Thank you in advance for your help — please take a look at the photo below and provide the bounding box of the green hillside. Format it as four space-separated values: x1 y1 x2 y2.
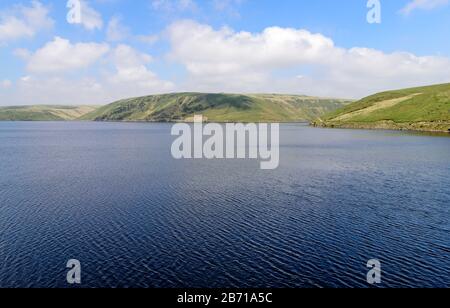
81 93 350 123
0 105 99 121
316 83 450 132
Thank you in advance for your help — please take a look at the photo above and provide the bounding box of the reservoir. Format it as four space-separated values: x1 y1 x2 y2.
0 122 449 288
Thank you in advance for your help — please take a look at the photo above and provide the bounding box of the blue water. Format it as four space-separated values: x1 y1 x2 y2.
0 122 449 288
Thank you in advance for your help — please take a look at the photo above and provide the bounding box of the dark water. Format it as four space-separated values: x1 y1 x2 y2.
0 122 449 288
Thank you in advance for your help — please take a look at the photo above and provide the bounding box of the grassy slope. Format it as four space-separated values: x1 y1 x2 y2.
81 93 350 123
0 105 99 121
317 83 450 132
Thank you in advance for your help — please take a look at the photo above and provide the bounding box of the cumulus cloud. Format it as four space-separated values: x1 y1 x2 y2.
107 44 174 94
0 0 53 43
166 20 450 98
400 0 449 15
10 38 173 105
5 16 450 105
78 0 103 30
23 37 109 73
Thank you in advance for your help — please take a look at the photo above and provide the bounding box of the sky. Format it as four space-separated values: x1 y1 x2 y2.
0 0 450 105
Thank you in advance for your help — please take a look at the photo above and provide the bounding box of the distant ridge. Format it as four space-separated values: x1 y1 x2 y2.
80 93 350 123
315 83 450 133
0 105 98 121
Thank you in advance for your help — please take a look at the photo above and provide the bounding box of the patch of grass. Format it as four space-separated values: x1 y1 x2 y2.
319 83 450 132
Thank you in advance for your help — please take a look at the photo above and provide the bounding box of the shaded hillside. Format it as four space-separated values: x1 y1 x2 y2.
82 93 350 123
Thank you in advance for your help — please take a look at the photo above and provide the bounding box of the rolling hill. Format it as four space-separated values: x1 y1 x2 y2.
315 83 450 132
0 105 99 121
81 93 350 123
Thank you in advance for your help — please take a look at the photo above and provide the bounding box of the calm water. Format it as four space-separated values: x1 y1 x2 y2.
0 122 449 288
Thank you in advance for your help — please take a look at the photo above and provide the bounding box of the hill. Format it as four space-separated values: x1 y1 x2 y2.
81 93 350 123
315 83 450 132
0 105 99 121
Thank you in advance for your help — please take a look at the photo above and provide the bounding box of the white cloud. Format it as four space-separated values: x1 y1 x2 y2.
79 0 103 30
107 44 174 94
106 16 130 42
24 37 109 73
167 20 450 98
8 42 173 105
400 0 449 15
4 16 450 105
0 1 53 43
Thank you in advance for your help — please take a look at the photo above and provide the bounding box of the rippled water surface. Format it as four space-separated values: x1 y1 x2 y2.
0 122 449 288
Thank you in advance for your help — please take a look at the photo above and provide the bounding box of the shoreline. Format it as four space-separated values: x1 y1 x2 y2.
1 119 449 134
313 120 450 134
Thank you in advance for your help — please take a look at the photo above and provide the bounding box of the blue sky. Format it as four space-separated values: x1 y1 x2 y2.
1 0 450 105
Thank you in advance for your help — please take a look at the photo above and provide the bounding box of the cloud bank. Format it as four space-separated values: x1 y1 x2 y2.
166 20 450 98
2 2 450 105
